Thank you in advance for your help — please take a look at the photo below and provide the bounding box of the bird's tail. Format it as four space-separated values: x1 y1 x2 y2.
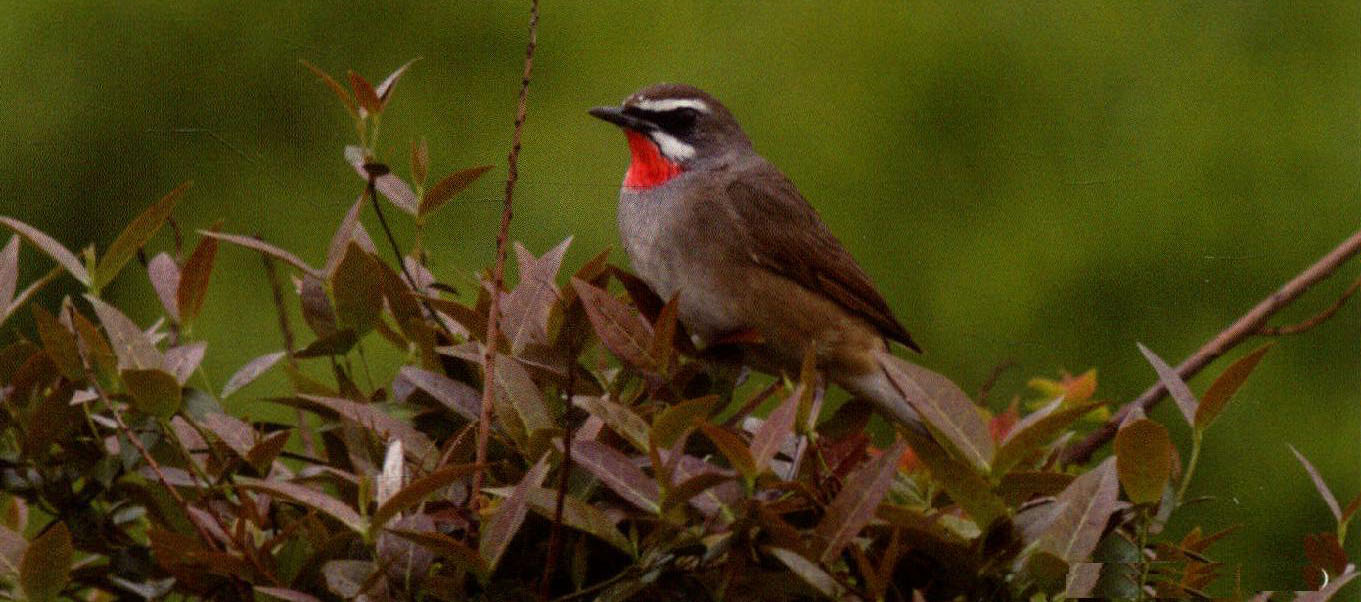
841 350 969 437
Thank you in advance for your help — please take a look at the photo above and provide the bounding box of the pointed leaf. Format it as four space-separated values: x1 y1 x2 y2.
398 366 480 422
647 294 679 370
19 522 72 602
1114 418 1173 504
815 439 905 562
651 395 717 449
331 242 382 335
374 463 480 529
203 231 318 277
85 295 160 369
238 477 366 534
147 252 180 319
0 217 89 286
3 266 61 323
245 429 291 472
994 400 1100 474
767 547 847 599
878 352 993 471
1037 457 1120 563
500 238 570 351
570 278 656 372
1137 343 1198 427
411 138 429 185
199 412 255 457
376 58 417 102
572 439 659 513
419 165 493 217
122 369 182 418
493 354 552 442
347 149 419 214
575 395 649 453
324 197 375 278
278 394 434 459
347 70 382 115
300 60 357 117
1195 343 1271 431
524 487 633 554
221 351 286 398
31 305 82 379
299 274 337 337
751 384 801 474
95 182 189 289
480 456 549 570
162 342 206 385
1290 445 1342 522
698 423 756 481
377 439 404 507
387 528 486 576
0 236 18 308
177 226 219 324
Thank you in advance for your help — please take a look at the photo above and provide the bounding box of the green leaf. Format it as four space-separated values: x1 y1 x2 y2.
480 455 549 571
1290 445 1342 523
95 182 189 290
85 295 160 370
902 428 1008 529
651 395 717 449
1114 418 1173 504
1136 343 1198 427
877 352 993 472
524 487 634 554
19 522 72 602
122 368 183 418
813 439 905 562
993 400 1100 475
698 423 756 481
571 440 660 513
373 463 481 530
237 477 367 535
419 165 493 217
30 305 81 379
331 242 382 335
575 395 650 453
0 217 90 286
1195 343 1271 431
176 224 219 324
1036 457 1120 563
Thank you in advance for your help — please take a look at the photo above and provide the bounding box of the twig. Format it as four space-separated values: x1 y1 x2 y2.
1256 274 1361 336
976 360 1017 406
261 253 317 458
1063 227 1361 465
472 0 539 506
540 342 577 599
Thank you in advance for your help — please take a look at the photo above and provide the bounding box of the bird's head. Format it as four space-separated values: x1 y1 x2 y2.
590 84 751 188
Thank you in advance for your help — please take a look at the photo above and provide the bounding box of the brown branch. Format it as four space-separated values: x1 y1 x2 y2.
472 0 539 506
1256 274 1361 336
1063 227 1361 465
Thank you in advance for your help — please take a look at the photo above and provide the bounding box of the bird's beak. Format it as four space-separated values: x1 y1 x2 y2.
588 106 653 132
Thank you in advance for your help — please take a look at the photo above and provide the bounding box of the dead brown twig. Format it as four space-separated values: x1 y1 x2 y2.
1063 227 1361 465
472 0 539 506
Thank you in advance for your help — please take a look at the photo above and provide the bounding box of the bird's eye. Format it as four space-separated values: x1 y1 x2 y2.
653 107 698 135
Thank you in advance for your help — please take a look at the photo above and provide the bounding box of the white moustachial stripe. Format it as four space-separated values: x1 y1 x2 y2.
632 97 711 114
648 131 696 162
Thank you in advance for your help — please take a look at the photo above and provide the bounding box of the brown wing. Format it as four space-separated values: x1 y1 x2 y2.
724 166 921 352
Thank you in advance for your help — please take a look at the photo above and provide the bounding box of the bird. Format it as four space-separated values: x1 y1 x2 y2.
589 83 923 428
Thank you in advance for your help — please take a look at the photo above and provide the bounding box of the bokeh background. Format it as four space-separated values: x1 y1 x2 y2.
1 2 1357 590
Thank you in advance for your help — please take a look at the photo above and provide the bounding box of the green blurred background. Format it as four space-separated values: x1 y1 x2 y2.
1 1 1357 590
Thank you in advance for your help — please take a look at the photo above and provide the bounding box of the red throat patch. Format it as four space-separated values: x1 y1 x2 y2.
623 131 683 189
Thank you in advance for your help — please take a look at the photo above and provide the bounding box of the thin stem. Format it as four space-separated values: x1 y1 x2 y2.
472 0 539 507
1064 227 1361 465
1175 429 1203 505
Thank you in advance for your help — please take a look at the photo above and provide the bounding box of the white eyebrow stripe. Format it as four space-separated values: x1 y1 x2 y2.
632 98 711 113
648 131 696 161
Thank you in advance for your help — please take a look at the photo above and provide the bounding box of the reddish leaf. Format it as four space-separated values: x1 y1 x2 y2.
238 477 366 534
31 305 81 379
1304 532 1349 579
419 165 493 217
480 456 549 571
245 430 292 472
346 147 419 214
1137 343 1198 427
572 439 659 513
699 423 757 480
492 354 552 445
177 226 219 324
0 235 18 308
387 528 486 576
299 274 337 337
648 294 679 370
651 395 717 449
300 60 357 117
1037 457 1120 563
398 366 480 422
500 238 570 351
0 217 90 286
85 295 160 370
1114 418 1173 504
95 182 189 290
1296 567 1358 602
255 587 322 602
814 439 905 562
994 400 1100 474
524 487 632 553
878 352 993 471
1290 445 1342 523
203 231 318 277
20 522 72 602
347 70 382 115
323 197 374 278
751 383 801 474
767 547 847 599
411 138 429 186
570 278 656 372
373 463 480 529
147 252 181 320
122 368 183 418
575 395 649 453
4 266 62 323
331 242 383 335
162 341 206 385
221 351 286 398
1195 343 1271 431
282 394 435 460
375 58 417 103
